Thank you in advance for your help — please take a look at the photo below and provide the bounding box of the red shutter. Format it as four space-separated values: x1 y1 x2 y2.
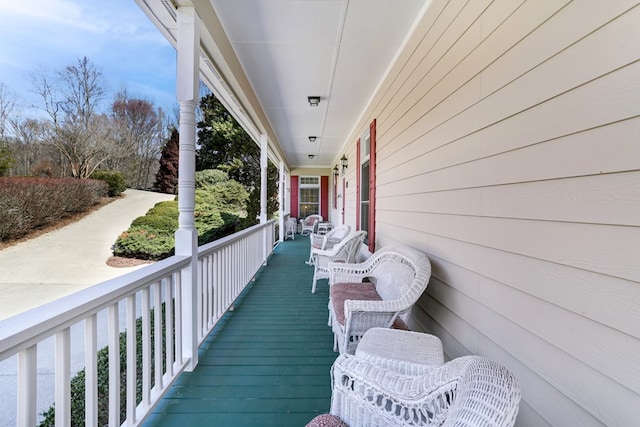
321 175 329 220
291 175 299 218
356 138 361 230
368 119 376 253
341 178 346 224
333 175 337 210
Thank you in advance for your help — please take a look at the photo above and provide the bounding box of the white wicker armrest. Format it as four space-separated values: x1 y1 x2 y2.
328 261 371 284
356 328 444 368
343 297 411 319
356 352 439 376
310 232 326 247
312 246 341 258
331 354 521 427
330 354 458 426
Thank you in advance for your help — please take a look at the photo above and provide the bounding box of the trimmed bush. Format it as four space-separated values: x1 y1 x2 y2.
112 226 175 260
131 214 178 232
147 200 179 218
90 170 127 197
113 170 248 260
0 177 107 242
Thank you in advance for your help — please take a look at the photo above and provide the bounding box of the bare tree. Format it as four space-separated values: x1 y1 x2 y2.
31 57 113 178
0 83 16 175
110 90 167 188
0 82 15 138
8 116 46 176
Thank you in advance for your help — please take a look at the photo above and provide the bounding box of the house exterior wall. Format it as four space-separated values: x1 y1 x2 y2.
339 1 640 425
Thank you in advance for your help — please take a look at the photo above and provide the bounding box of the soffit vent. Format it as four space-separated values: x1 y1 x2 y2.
160 0 177 20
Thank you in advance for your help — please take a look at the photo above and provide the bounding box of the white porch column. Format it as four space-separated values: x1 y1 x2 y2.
278 160 285 242
259 134 268 224
176 6 199 372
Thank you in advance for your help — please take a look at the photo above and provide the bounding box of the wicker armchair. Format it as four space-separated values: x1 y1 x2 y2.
328 245 431 354
285 217 297 240
310 231 367 294
323 353 521 427
306 224 351 265
301 214 323 235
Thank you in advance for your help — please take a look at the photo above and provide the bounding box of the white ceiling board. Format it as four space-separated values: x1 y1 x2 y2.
265 110 324 138
208 0 429 168
212 0 345 43
341 0 427 43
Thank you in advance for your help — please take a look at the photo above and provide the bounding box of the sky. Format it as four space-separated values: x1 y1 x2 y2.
0 0 178 118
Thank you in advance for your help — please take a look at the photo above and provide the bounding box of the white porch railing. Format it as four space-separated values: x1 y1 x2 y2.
0 221 275 427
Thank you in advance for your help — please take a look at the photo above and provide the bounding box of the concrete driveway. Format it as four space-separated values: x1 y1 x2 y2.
0 189 175 320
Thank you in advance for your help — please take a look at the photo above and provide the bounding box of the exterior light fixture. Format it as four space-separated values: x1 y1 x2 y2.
308 96 320 107
308 154 315 159
333 165 339 178
340 154 348 174
308 136 317 142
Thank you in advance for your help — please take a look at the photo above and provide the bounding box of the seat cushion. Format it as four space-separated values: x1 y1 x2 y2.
330 282 408 330
330 283 381 325
305 414 349 427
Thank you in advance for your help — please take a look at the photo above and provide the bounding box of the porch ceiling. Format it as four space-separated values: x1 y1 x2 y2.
135 0 428 168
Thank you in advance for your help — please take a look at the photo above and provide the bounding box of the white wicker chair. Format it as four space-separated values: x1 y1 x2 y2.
301 214 323 235
328 245 431 354
306 224 351 265
327 353 521 427
310 230 367 294
285 217 297 240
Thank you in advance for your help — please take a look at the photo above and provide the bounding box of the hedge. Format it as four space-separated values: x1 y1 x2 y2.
0 177 107 242
90 170 127 197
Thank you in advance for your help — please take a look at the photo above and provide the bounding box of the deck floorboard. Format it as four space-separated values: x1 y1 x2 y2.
143 236 335 427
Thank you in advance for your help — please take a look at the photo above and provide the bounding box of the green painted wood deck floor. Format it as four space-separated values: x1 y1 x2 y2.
143 236 337 427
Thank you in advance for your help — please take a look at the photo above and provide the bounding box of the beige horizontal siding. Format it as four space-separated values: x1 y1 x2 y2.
343 0 640 425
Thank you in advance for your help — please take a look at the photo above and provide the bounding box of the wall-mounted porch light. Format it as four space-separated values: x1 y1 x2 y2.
308 136 317 142
308 154 315 159
333 165 339 178
308 96 320 107
340 154 348 174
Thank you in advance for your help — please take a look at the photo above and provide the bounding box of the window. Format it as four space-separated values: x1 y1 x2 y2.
357 119 376 252
299 176 320 217
360 130 370 243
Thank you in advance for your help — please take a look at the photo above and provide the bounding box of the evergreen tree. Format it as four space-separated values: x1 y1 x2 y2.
155 127 179 194
0 140 13 176
196 93 278 223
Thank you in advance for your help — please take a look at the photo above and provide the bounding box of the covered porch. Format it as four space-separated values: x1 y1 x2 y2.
0 0 638 426
144 237 336 426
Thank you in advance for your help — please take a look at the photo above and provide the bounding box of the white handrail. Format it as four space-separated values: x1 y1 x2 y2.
0 220 275 426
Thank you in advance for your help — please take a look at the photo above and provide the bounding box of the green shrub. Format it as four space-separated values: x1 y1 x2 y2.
199 212 241 244
113 170 249 260
90 170 127 197
112 226 175 260
195 170 248 214
38 306 171 426
147 200 179 218
195 169 229 187
131 214 178 232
